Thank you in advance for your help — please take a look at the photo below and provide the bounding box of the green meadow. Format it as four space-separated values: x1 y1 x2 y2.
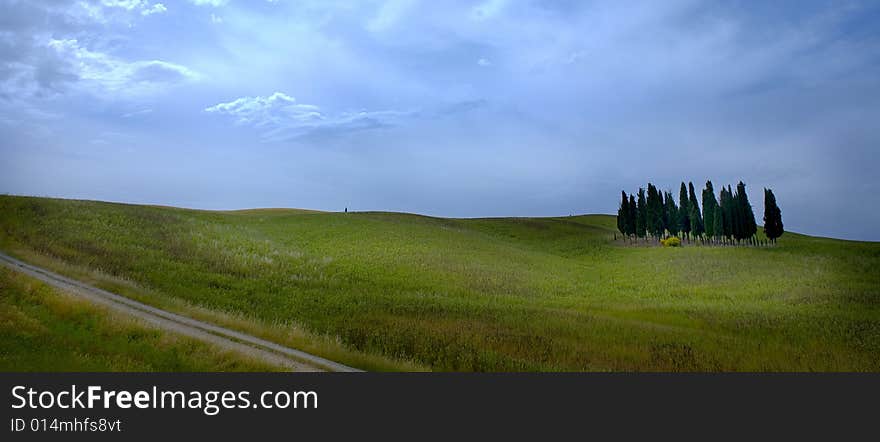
1 195 878 371
0 267 279 371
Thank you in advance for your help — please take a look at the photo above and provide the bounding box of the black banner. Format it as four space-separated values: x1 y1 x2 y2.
2 373 877 440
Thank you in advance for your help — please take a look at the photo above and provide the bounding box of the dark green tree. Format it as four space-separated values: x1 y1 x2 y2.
712 203 723 240
731 184 745 241
736 181 757 240
688 182 704 238
617 191 629 236
636 188 647 238
627 194 637 237
763 188 784 243
702 180 718 238
664 191 679 236
678 182 690 239
689 203 703 238
646 183 664 239
720 186 734 239
645 184 656 237
658 191 666 234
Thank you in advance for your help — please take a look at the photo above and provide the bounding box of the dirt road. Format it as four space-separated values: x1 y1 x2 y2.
0 252 361 372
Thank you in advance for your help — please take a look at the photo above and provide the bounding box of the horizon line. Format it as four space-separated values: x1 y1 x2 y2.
2 192 876 244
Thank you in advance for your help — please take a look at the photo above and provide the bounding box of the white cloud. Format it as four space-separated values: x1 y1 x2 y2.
48 39 199 96
142 3 167 16
122 108 154 118
0 1 181 101
100 0 167 16
211 13 224 24
189 0 229 7
477 58 492 67
64 0 167 24
100 0 145 10
205 92 411 140
206 92 320 125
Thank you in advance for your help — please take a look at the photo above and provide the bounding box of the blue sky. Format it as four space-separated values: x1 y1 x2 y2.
1 0 879 240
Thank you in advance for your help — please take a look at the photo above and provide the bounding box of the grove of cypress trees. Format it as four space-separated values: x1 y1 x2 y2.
679 182 690 239
688 182 704 238
614 180 773 246
702 181 718 238
763 188 784 243
636 188 647 238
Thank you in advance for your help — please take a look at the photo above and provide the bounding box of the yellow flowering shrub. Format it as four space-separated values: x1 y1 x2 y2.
661 236 681 247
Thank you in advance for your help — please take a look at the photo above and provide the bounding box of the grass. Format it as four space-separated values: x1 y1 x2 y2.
1 195 878 371
0 267 281 371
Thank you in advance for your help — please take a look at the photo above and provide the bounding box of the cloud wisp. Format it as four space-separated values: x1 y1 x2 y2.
47 39 199 97
205 92 413 141
0 0 198 100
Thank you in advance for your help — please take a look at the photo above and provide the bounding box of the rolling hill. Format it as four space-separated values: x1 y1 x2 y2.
1 195 878 371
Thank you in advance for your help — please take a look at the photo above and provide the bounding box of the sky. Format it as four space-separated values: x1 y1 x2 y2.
1 0 879 241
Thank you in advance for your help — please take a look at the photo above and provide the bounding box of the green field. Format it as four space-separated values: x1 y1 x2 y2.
1 195 878 371
0 267 279 371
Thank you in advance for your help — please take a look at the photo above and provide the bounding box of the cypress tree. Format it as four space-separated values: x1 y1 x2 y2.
688 182 704 238
646 183 664 239
659 191 666 235
665 191 679 237
678 182 690 239
654 188 664 238
636 188 647 238
702 180 718 238
719 187 726 239
720 186 733 239
690 202 703 239
647 186 654 237
737 181 757 240
627 194 637 237
763 188 784 243
636 187 648 238
731 184 744 241
712 203 723 241
617 191 629 236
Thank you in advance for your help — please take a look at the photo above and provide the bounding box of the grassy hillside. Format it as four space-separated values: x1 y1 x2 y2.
0 267 280 371
1 195 878 371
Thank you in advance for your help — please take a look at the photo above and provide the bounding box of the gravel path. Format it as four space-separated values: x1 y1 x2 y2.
0 252 362 372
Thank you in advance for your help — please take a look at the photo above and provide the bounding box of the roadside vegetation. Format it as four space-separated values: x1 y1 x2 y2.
0 267 281 371
1 195 878 371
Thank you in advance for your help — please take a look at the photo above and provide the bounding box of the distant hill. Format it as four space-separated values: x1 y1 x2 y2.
1 195 878 371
